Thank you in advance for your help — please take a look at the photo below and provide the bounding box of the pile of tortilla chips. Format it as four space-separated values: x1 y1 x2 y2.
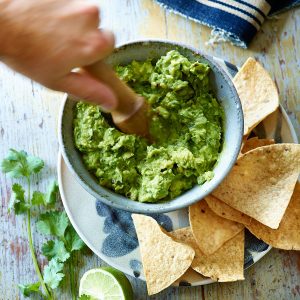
132 58 300 296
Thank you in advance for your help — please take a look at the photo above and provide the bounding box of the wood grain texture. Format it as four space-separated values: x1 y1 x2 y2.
0 0 299 299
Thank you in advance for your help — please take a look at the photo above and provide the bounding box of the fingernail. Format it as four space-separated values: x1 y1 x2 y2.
101 103 114 113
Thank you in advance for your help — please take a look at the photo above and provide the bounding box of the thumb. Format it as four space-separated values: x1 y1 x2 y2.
54 72 118 111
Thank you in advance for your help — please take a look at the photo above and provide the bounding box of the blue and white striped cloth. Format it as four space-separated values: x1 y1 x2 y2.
155 0 300 48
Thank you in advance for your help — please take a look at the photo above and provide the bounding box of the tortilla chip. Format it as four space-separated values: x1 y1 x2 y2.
246 182 300 250
172 268 209 286
132 214 195 295
205 195 252 226
253 109 279 138
171 227 245 282
213 144 300 229
189 200 244 255
241 137 275 154
241 135 249 149
233 57 279 135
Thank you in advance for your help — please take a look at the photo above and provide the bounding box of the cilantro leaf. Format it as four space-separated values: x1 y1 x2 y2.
9 183 30 214
1 149 28 178
31 181 59 207
42 240 70 262
26 154 44 174
65 226 86 252
1 149 44 178
18 282 40 297
78 295 92 300
37 211 69 238
31 191 45 206
43 258 65 289
44 180 59 206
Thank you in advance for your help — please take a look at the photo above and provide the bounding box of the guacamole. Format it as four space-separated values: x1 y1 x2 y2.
74 50 224 203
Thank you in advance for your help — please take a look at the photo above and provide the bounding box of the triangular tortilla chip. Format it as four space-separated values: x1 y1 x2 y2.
213 144 300 229
241 137 275 154
132 214 194 295
246 182 300 250
205 195 252 225
253 109 279 139
189 200 244 255
171 227 245 282
173 268 209 286
233 57 279 135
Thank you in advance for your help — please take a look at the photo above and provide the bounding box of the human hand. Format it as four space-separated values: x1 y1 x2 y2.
0 0 117 111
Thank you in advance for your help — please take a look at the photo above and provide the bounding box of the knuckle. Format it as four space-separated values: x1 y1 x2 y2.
92 37 108 52
83 35 110 57
82 43 99 58
82 5 100 19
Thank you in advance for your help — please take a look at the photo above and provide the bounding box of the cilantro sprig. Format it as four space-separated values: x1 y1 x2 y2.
1 149 86 299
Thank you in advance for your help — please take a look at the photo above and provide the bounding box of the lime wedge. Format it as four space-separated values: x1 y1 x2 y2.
79 267 133 300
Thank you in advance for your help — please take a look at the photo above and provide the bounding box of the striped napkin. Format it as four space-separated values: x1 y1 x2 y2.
155 0 300 48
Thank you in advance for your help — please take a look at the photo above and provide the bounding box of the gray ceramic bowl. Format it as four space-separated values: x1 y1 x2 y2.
58 40 243 213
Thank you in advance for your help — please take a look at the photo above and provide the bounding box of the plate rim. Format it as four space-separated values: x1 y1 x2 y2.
57 50 298 285
57 155 136 279
58 100 298 285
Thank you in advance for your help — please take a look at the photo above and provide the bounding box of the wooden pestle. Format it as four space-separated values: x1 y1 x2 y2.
85 61 151 139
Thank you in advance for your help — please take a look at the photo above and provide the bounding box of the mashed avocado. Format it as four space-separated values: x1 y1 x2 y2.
74 50 224 203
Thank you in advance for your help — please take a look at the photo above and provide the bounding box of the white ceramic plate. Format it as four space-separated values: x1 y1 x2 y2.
57 58 298 286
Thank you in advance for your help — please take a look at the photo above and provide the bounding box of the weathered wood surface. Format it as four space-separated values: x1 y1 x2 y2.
0 1 299 299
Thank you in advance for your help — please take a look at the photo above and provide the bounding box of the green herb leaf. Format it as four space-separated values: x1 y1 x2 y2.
18 282 41 297
43 258 65 289
31 181 59 207
1 149 44 178
42 240 70 262
44 180 59 206
31 191 45 206
65 226 86 252
78 295 92 300
37 211 69 238
9 183 30 214
26 155 44 174
1 149 28 178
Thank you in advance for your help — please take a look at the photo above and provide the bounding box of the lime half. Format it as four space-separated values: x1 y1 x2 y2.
79 267 133 300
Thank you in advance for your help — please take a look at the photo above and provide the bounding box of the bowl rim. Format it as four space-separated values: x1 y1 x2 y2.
58 38 244 213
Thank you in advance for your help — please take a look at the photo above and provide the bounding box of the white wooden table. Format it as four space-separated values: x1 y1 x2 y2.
0 1 299 299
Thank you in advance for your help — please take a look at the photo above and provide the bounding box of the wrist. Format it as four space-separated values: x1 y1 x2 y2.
0 1 16 58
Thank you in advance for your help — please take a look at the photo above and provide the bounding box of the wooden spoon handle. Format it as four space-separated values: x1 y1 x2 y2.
85 61 150 139
85 61 141 123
